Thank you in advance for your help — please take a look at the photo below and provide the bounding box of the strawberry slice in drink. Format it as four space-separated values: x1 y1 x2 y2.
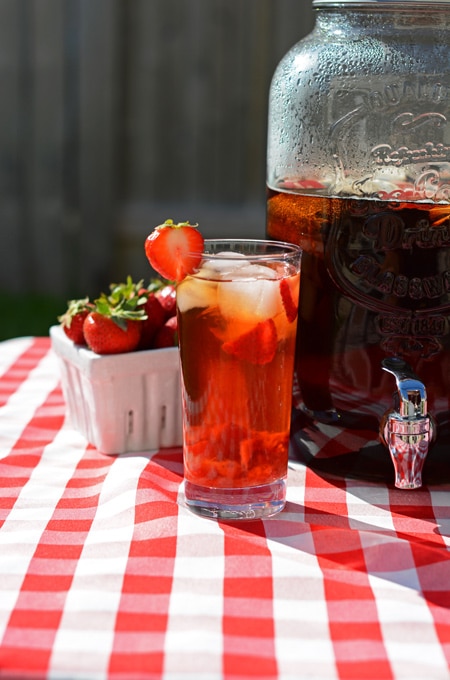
222 318 277 365
280 276 300 323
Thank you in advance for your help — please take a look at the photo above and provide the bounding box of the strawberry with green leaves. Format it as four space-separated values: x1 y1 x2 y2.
145 219 204 282
58 297 94 345
83 279 147 355
83 313 143 354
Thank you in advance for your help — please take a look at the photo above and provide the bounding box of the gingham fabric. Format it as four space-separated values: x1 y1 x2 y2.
0 336 450 680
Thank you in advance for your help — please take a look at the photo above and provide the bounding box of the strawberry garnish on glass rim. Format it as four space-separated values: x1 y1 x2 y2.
144 219 204 283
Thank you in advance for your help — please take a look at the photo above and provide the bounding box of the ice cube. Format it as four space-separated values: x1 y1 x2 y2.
200 252 249 278
228 264 277 280
177 276 218 313
217 268 282 321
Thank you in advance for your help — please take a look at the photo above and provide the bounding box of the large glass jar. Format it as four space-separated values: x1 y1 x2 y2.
267 0 450 483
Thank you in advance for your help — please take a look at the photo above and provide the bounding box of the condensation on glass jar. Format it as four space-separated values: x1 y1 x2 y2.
266 0 450 485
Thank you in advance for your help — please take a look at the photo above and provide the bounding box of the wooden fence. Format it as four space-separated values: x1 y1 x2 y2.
0 0 314 298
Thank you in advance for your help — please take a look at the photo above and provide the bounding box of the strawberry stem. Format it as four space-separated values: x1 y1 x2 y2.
159 219 199 230
93 276 149 326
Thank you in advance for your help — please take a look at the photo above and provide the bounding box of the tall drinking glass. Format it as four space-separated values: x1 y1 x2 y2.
176 239 302 519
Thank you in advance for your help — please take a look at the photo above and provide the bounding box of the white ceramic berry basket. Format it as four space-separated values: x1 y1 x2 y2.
49 325 183 454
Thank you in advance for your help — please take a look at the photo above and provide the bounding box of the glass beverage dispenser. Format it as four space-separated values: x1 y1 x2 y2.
266 0 450 487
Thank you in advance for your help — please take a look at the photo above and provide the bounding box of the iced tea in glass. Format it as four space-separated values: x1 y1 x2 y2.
176 239 301 519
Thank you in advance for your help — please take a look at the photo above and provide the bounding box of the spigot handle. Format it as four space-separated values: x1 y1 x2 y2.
380 357 435 489
381 357 427 418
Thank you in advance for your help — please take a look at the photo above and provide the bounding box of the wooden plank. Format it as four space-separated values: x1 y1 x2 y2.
59 0 82 297
78 0 121 296
122 0 314 207
0 0 25 294
29 0 65 295
269 0 315 66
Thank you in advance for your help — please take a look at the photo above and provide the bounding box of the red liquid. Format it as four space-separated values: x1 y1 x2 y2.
177 268 299 489
267 188 450 423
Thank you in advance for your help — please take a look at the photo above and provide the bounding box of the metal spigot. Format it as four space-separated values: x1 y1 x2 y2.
380 357 435 489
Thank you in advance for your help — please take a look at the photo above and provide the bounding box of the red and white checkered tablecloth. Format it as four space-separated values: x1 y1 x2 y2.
1 336 450 680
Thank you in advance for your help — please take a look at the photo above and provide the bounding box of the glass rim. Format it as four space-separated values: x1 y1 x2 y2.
201 238 302 261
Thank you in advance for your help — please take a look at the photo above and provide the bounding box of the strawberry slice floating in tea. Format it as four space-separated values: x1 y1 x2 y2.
222 318 278 365
280 276 300 323
144 219 204 282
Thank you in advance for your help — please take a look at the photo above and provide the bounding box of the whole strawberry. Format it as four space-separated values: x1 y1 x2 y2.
137 288 166 350
82 279 147 355
58 298 93 345
155 284 177 320
83 312 142 354
153 315 178 349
